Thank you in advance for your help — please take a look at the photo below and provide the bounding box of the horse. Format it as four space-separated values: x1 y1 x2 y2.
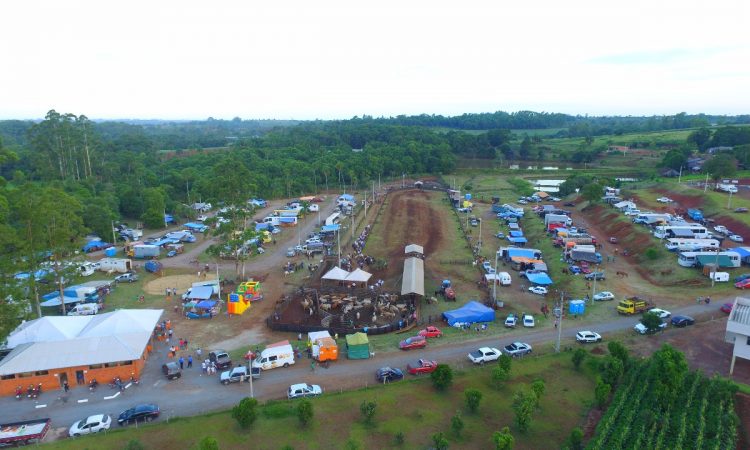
616 271 629 278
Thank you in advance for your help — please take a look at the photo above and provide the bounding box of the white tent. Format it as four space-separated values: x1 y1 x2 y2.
345 268 372 283
321 266 350 281
401 257 425 296
404 244 424 255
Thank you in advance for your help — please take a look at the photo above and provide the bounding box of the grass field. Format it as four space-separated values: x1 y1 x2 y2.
44 352 597 450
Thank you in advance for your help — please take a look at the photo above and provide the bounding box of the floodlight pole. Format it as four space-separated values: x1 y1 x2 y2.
591 265 598 304
478 219 482 252
555 291 564 353
493 249 499 301
728 190 734 209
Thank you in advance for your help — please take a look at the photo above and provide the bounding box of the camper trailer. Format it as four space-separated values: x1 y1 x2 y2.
97 258 133 273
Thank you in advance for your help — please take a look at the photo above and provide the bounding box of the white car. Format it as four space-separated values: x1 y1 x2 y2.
624 209 641 216
550 197 561 202
287 383 322 399
714 225 729 235
576 331 602 343
634 321 667 334
308 204 319 212
504 314 518 328
648 308 671 319
69 414 112 437
593 291 615 302
468 347 501 364
729 234 744 243
528 286 547 296
656 197 672 203
197 215 208 222
522 314 535 328
518 200 528 204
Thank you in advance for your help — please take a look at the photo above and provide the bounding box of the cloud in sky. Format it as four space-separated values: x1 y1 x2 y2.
0 0 748 119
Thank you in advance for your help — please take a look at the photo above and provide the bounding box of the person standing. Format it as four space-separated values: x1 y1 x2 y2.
63 381 69 393
178 356 184 370
187 355 193 368
201 361 207 374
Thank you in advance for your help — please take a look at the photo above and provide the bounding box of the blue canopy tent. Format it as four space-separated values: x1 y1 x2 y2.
507 237 528 246
186 299 218 319
731 247 750 264
185 286 214 300
321 224 340 233
40 296 81 307
195 300 217 309
443 301 495 326
526 272 553 286
509 231 524 237
504 248 538 259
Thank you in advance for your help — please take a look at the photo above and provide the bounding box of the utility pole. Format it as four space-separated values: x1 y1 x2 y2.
111 220 117 245
555 291 564 353
591 265 598 304
677 166 682 184
337 228 341 267
478 218 482 252
728 190 734 209
364 190 367 219
186 181 190 205
712 246 721 287
704 173 709 193
317 209 321 226
492 248 499 302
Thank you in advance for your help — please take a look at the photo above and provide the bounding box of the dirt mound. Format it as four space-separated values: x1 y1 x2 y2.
144 274 204 295
711 216 750 242
653 188 705 209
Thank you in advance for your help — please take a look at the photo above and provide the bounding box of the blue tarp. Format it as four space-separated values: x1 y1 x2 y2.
184 222 208 232
509 231 524 237
526 272 553 286
505 248 537 259
195 300 217 309
14 269 51 281
339 194 355 202
82 240 109 252
255 223 271 231
508 237 528 244
40 296 81 307
443 301 495 326
187 286 214 300
150 238 179 247
733 247 750 262
321 224 340 232
164 214 175 224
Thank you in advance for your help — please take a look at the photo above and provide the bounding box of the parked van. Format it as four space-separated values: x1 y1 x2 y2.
251 343 295 371
67 303 99 316
710 272 730 282
79 263 96 277
498 272 512 286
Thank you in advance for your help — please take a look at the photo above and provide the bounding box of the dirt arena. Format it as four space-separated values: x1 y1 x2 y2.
144 274 207 296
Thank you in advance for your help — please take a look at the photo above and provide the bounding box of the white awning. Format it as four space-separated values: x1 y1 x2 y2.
321 266 350 281
401 257 424 296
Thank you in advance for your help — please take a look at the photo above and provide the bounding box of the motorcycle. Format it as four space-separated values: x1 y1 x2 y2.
129 375 140 386
26 384 34 399
89 379 98 391
15 386 22 400
109 376 124 391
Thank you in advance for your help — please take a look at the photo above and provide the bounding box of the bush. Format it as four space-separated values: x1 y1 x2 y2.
595 379 612 408
572 348 587 370
531 379 546 405
644 247 660 260
123 440 145 450
512 391 536 433
344 439 362 450
451 411 464 437
231 397 258 429
432 432 449 450
431 364 454 391
569 427 584 450
394 431 405 445
297 399 314 427
607 341 629 368
360 400 377 424
493 427 515 450
199 436 219 450
599 356 624 386
464 388 483 413
498 354 512 373
491 365 510 390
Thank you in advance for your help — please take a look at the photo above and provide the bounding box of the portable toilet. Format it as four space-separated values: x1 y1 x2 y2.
465 193 472 200
569 299 586 316
104 247 117 257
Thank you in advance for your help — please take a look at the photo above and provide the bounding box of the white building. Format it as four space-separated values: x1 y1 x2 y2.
725 297 750 374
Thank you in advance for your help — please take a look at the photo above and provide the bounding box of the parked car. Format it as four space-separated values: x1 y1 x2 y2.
69 414 112 437
503 342 532 357
522 314 535 328
518 199 528 205
407 359 438 375
220 366 260 384
399 336 427 350
209 350 232 370
564 202 576 207
584 271 605 281
161 362 182 380
418 326 443 338
286 247 296 257
647 308 671 319
467 347 501 364
729 234 744 243
609 237 618 244
376 367 404 383
624 209 641 216
576 331 602 343
568 265 582 274
495 232 506 239
504 314 518 328
735 274 750 283
593 291 615 301
736 279 750 289
550 197 561 202
735 207 748 213
117 404 160 425
714 225 730 235
197 215 208 222
287 383 322 399
634 320 667 335
721 303 734 314
671 315 695 327
656 197 672 203
528 286 547 296
114 272 138 283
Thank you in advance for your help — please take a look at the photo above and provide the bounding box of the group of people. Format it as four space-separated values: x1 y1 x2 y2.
165 287 180 298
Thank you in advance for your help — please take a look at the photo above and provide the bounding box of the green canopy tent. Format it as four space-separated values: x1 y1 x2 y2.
345 332 370 359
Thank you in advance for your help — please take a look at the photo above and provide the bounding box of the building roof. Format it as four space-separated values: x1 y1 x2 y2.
321 266 350 281
345 268 372 283
401 257 425 296
729 298 750 327
0 309 163 375
404 244 424 255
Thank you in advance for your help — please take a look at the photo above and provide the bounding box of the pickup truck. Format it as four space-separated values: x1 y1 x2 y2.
220 365 261 384
616 297 654 315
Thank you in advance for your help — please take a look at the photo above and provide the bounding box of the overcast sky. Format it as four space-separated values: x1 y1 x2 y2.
1 0 748 120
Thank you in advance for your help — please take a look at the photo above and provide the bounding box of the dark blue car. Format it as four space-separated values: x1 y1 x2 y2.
376 367 403 383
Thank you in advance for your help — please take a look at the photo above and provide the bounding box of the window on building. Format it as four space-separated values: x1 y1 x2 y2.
120 361 133 366
89 364 103 370
34 370 48 376
104 362 116 368
1 374 15 380
746 336 750 346
17 372 34 378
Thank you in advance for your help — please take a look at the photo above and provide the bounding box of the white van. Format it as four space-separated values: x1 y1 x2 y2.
308 204 319 212
79 263 96 277
67 303 99 316
252 343 295 371
498 272 512 286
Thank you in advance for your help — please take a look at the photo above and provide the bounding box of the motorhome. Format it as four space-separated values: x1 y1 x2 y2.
677 251 741 268
665 238 720 252
654 224 710 239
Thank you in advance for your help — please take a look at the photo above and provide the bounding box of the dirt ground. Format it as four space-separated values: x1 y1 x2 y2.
144 274 205 295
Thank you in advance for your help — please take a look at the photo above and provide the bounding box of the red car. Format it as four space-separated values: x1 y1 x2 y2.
407 359 437 375
399 336 427 350
735 279 750 289
721 303 733 314
418 326 443 338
